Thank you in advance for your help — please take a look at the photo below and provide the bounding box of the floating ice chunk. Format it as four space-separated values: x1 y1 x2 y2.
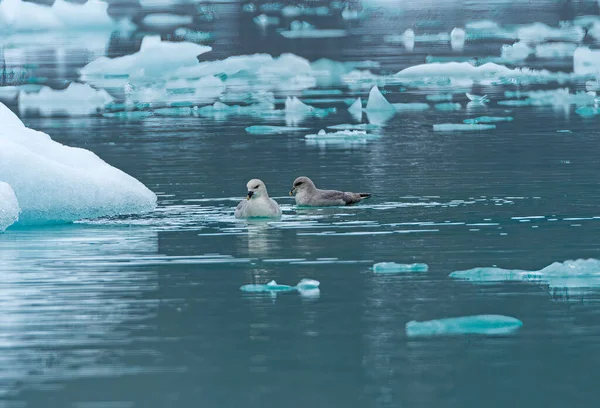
240 279 320 293
153 107 194 116
0 102 156 226
396 62 511 80
450 267 536 282
285 96 313 113
102 111 153 119
391 103 428 112
80 36 212 84
588 22 600 41
575 106 600 117
366 86 395 112
18 83 114 116
463 116 513 124
129 75 224 105
281 28 346 38
433 123 496 131
465 20 516 40
254 14 280 27
434 102 461 111
0 0 61 32
405 315 523 337
0 86 20 101
240 280 295 292
517 22 584 44
348 97 363 121
327 123 381 131
173 28 212 43
535 42 577 59
196 101 279 119
281 5 301 17
0 182 20 232
501 41 532 62
465 93 489 103
341 6 360 20
142 13 194 29
245 125 309 134
284 97 335 120
305 129 379 141
573 47 600 76
341 70 387 90
426 93 453 102
450 27 466 50
499 88 594 107
383 29 415 50
372 262 429 273
51 0 115 30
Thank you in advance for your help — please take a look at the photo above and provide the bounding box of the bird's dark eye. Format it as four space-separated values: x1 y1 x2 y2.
294 182 303 187
254 185 260 189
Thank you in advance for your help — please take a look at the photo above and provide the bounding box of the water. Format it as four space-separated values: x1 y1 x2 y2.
3 0 600 406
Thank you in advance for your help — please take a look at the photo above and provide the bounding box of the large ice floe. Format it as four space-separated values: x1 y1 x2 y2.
18 83 114 116
0 103 156 226
450 259 600 294
406 315 523 337
0 0 130 33
0 182 20 232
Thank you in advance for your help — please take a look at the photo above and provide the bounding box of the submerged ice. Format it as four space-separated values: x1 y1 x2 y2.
240 278 320 293
406 315 523 337
0 182 20 232
0 103 156 226
372 262 429 273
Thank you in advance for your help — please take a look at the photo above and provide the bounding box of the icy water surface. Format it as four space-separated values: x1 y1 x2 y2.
3 0 600 407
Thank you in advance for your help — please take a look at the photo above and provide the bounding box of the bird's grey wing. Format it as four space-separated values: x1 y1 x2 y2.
269 198 282 216
313 189 346 206
341 192 371 205
234 200 247 217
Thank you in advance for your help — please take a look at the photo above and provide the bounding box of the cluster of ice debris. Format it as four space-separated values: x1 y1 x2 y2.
0 102 156 230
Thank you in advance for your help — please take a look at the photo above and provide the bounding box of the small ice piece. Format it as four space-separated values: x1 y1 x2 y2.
450 27 466 50
372 262 429 273
240 280 295 292
365 86 395 112
280 26 346 39
465 20 516 41
18 83 114 116
500 41 532 62
142 13 193 29
0 102 156 226
450 267 537 282
574 47 600 75
51 0 115 30
153 107 193 116
348 97 363 120
405 315 523 337
517 22 584 44
341 6 359 21
173 28 212 43
465 93 489 103
575 106 600 117
434 102 461 111
0 182 20 232
384 28 415 50
253 14 280 27
426 93 453 102
392 103 430 111
463 116 513 124
245 125 309 134
295 278 320 290
585 80 600 92
433 123 496 131
305 129 379 141
535 42 577 59
327 123 381 131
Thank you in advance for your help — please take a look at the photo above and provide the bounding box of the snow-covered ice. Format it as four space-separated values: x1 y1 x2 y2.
0 182 20 232
18 83 114 116
0 102 156 226
406 315 523 337
372 262 429 273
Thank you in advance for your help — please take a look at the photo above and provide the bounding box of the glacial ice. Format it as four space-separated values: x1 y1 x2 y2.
240 279 320 293
285 97 336 120
18 83 114 116
0 102 157 226
142 13 193 29
0 0 121 32
196 101 278 118
463 116 513 124
366 86 395 112
434 102 461 111
573 47 600 76
450 27 466 50
499 88 594 107
130 76 225 105
500 41 532 62
0 182 20 232
245 125 309 134
451 259 600 292
305 129 379 141
535 42 577 59
575 106 600 117
372 262 429 273
405 315 523 337
516 22 584 44
433 123 496 131
80 36 212 85
348 97 363 120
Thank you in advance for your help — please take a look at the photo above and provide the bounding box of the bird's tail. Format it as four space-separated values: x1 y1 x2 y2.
359 193 372 199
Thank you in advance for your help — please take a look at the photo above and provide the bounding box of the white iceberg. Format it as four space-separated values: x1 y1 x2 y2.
500 41 532 62
535 42 577 59
450 27 466 50
80 36 212 86
573 47 600 76
18 83 114 116
516 22 584 44
372 262 429 273
0 182 20 232
129 75 224 105
365 86 395 112
0 103 156 226
406 315 523 337
348 97 363 121
240 279 320 293
305 129 379 141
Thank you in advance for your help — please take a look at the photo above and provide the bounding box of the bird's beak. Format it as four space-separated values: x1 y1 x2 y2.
289 187 295 196
246 191 254 200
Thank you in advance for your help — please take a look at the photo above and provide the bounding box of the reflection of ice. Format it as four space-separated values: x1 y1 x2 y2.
0 227 160 396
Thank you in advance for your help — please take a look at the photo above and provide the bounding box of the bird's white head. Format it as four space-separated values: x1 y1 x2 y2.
290 176 316 196
246 178 268 200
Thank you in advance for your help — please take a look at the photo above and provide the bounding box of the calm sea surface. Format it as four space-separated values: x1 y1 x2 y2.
2 0 600 407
